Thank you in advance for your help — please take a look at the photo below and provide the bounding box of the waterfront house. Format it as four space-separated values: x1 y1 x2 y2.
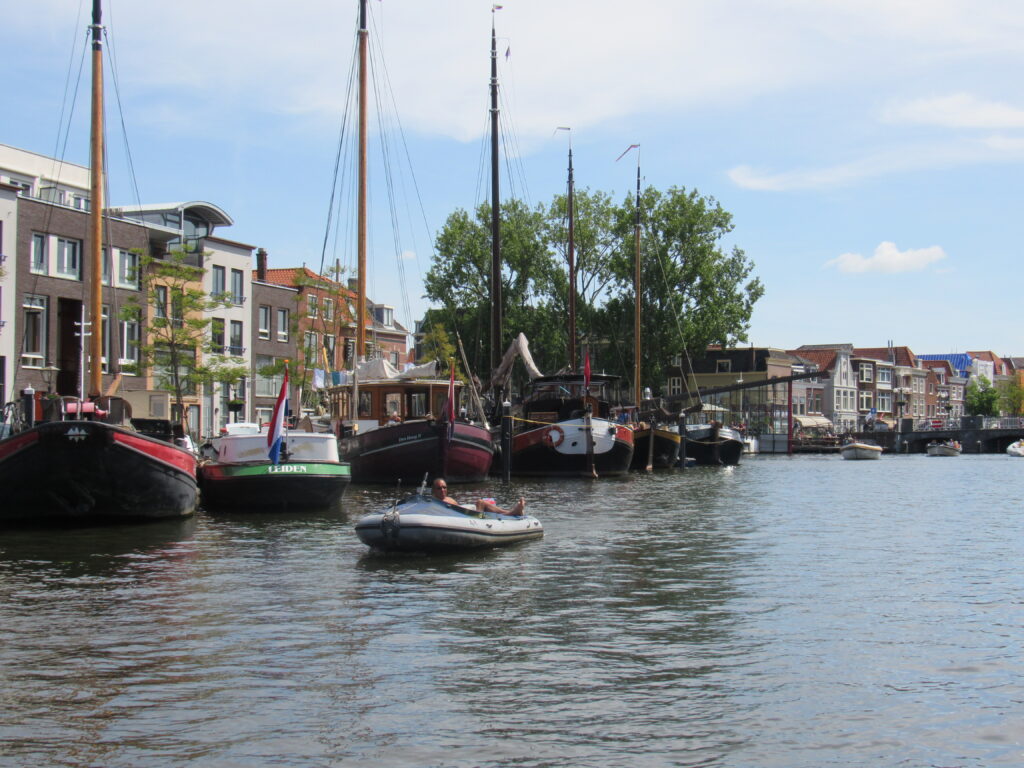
791 344 858 432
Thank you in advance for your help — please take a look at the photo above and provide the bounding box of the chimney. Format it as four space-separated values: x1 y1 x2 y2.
256 248 268 282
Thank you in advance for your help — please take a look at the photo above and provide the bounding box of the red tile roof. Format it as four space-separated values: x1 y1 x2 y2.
788 348 837 372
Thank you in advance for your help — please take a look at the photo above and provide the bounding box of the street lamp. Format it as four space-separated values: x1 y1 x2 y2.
40 365 61 394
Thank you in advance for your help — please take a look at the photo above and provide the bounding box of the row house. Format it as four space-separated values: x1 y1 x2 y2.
1 143 410 439
791 344 858 432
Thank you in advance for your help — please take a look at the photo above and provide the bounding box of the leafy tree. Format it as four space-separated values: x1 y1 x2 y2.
121 250 248 431
998 376 1024 415
425 199 562 376
599 186 763 393
965 375 1000 416
424 186 763 398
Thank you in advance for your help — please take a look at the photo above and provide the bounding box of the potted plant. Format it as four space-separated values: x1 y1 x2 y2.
227 399 245 413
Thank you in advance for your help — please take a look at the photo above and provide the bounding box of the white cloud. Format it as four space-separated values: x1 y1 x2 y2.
882 93 1024 128
824 241 947 274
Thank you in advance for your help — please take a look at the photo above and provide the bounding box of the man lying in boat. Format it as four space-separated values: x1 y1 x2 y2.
431 478 526 516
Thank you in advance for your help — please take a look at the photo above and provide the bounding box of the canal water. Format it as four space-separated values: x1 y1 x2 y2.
1 454 1022 767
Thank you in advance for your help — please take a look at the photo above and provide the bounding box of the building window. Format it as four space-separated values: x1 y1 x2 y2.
324 334 336 364
101 248 111 285
859 390 873 411
212 265 226 299
211 318 225 354
72 193 89 211
121 316 140 367
716 359 731 373
229 320 244 356
276 309 289 342
258 305 271 340
878 368 891 384
667 377 682 395
231 268 244 305
255 354 283 397
859 364 873 383
323 298 334 322
116 249 140 289
155 285 168 319
307 295 319 318
22 295 48 367
877 391 892 413
30 233 48 274
304 331 318 357
255 407 273 425
56 237 82 279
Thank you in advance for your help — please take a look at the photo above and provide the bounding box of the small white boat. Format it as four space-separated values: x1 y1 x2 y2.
355 493 543 553
840 439 883 460
1007 439 1024 458
926 440 961 457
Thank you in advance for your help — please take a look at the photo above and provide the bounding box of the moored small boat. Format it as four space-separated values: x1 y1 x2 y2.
677 422 744 466
926 440 961 457
199 430 350 510
354 493 543 553
630 423 681 470
1007 439 1024 457
840 439 883 460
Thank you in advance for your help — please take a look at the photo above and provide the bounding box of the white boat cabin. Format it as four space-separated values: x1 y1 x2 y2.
216 431 341 464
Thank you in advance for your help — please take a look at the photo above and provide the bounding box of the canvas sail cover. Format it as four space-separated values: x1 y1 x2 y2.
489 333 544 391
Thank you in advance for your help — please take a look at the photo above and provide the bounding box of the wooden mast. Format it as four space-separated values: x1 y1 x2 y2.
566 138 576 371
356 0 368 362
632 158 641 407
87 0 105 398
489 9 502 380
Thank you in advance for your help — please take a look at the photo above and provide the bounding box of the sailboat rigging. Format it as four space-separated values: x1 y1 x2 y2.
328 0 494 484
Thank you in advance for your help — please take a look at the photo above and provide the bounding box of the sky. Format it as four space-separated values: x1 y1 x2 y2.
5 0 1024 358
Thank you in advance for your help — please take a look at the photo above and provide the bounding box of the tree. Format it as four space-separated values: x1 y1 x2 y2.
121 250 248 430
423 186 763 397
965 375 1000 416
599 186 763 392
998 376 1024 415
425 199 562 376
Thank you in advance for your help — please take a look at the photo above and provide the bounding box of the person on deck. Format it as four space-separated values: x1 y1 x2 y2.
431 477 526 516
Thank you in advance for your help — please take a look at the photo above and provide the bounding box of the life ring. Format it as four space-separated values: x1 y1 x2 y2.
544 425 565 448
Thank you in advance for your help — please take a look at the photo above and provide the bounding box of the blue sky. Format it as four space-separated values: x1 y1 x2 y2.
6 0 1023 357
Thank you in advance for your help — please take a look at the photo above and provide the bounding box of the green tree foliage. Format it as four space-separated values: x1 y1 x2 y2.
424 185 763 396
121 250 248 428
425 199 564 376
998 376 1024 415
965 375 1000 416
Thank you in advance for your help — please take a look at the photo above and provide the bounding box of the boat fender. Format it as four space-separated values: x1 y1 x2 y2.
544 425 564 448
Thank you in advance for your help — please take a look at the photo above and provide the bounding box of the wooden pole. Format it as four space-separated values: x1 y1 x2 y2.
87 0 104 398
356 0 368 362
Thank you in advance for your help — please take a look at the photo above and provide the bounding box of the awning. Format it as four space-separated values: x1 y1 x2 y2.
794 415 833 429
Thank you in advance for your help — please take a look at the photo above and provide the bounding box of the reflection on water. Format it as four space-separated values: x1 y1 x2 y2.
2 456 1023 766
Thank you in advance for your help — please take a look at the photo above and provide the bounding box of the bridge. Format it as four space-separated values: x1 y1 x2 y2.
854 416 1024 454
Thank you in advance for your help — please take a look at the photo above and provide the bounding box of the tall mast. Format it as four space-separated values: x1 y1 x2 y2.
567 140 576 371
633 157 641 404
88 0 105 398
356 0 368 362
489 9 502 377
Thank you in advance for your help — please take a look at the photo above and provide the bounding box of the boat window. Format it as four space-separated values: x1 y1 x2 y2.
410 392 427 417
385 393 402 418
358 391 372 418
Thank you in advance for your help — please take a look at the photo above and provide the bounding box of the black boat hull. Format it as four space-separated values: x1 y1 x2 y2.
682 425 744 466
0 420 199 526
631 427 681 470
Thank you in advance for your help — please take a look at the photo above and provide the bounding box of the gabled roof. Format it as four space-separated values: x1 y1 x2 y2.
259 267 354 295
968 351 1008 376
788 348 837 372
920 358 954 376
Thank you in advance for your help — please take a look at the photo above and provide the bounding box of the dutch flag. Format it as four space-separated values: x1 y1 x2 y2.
267 367 289 465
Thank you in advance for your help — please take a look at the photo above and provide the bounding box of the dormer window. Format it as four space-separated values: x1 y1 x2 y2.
716 360 731 373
